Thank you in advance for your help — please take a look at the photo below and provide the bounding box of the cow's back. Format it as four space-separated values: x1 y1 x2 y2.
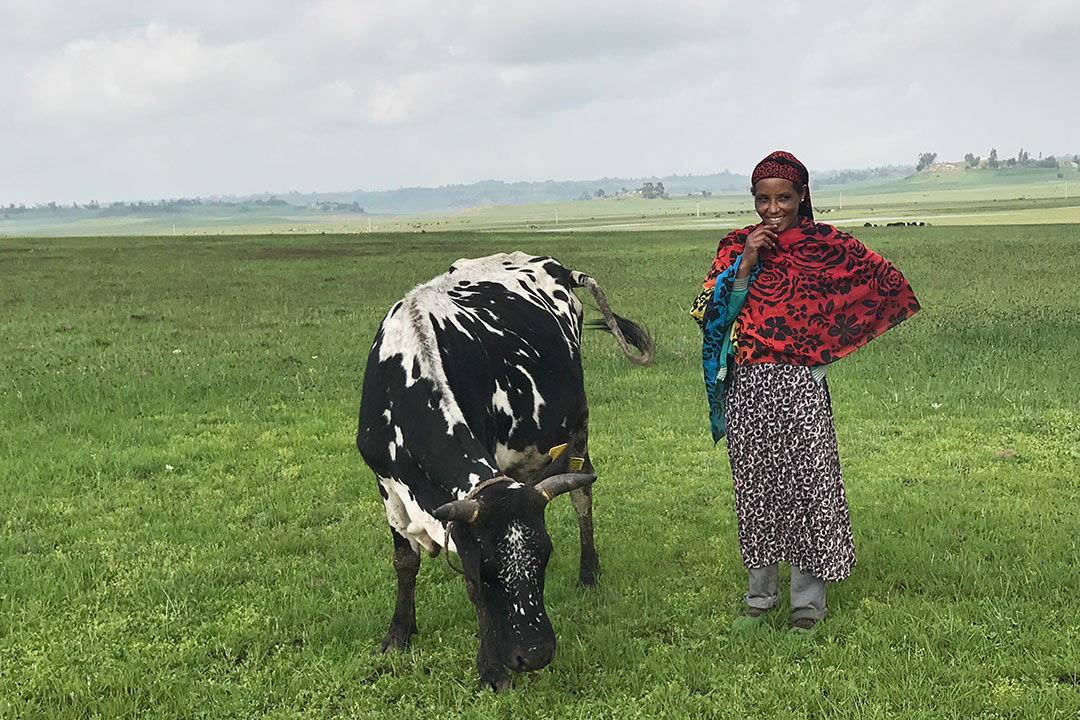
438 253 583 429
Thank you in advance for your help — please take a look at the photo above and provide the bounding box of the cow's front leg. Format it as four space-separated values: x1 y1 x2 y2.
379 528 419 652
464 574 511 693
569 480 600 586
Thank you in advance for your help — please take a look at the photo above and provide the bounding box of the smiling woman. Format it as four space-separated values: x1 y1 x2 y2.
690 150 921 635
752 177 803 232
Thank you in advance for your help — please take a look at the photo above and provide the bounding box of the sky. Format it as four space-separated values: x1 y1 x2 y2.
2 0 1078 206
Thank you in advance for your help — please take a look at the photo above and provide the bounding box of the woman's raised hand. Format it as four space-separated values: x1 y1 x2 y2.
737 224 778 277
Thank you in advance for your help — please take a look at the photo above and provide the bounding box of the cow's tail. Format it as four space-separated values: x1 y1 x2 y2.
570 270 655 367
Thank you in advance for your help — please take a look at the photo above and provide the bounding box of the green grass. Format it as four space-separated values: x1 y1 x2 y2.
1 227 1079 718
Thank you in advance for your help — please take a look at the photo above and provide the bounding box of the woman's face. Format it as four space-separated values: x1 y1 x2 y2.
753 177 805 233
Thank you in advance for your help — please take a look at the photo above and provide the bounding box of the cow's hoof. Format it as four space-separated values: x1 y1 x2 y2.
478 670 512 694
578 568 600 587
378 628 414 653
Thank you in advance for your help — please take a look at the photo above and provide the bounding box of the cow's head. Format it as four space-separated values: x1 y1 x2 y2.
433 473 595 673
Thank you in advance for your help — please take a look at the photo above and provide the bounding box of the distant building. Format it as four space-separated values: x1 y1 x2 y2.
924 162 964 173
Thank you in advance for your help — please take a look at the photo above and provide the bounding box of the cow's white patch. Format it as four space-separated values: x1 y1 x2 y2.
491 381 518 435
387 425 404 462
377 292 471 435
499 519 538 587
514 365 545 427
494 444 548 481
378 475 452 554
462 473 481 497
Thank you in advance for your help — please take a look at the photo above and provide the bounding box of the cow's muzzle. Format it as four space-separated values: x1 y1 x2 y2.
504 638 556 672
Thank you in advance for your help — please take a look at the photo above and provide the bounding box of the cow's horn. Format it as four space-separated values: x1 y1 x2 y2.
534 473 597 502
432 499 483 524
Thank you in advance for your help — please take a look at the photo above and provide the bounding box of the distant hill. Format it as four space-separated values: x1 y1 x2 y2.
234 172 752 215
232 165 915 215
2 165 917 221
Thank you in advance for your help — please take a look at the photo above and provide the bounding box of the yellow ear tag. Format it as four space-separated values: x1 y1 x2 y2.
569 456 585 471
547 443 568 461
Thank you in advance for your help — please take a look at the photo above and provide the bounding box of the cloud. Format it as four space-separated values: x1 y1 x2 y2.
29 23 267 121
2 0 1079 205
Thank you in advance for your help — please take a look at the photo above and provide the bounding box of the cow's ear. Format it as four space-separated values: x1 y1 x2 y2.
534 473 596 503
432 499 483 524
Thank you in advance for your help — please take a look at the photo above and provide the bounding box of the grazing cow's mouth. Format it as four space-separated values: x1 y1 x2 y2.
503 640 556 672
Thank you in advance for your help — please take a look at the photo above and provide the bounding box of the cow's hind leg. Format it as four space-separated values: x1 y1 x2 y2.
380 528 420 652
565 417 600 587
569 464 600 587
465 575 512 693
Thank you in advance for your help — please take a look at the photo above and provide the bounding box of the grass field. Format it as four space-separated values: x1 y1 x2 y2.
2 225 1079 718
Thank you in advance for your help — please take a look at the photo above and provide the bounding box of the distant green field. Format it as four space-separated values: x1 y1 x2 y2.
3 166 1078 236
2 227 1079 718
430 167 1080 232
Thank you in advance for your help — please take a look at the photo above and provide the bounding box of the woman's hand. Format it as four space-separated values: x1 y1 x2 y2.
737 224 778 277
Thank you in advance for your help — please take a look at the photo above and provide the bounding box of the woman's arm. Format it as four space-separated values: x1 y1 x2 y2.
736 225 777 278
726 277 749 325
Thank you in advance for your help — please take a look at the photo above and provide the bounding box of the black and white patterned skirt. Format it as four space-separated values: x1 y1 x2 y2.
725 363 856 582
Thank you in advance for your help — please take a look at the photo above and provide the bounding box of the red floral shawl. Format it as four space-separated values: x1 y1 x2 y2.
704 219 920 365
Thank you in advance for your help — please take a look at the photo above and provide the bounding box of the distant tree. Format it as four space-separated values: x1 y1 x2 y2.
964 152 980 167
595 189 606 198
637 181 669 199
640 182 657 199
1006 157 1017 167
1017 148 1029 166
987 148 999 169
579 191 592 201
916 152 937 172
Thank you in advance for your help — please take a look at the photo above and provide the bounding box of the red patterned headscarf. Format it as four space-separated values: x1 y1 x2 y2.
752 150 814 222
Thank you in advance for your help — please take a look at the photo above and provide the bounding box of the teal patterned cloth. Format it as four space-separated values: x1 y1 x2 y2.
701 255 758 442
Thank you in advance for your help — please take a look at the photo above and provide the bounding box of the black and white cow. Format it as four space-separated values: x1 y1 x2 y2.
356 252 653 692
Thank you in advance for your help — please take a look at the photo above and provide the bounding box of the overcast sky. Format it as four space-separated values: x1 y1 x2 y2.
2 0 1077 205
